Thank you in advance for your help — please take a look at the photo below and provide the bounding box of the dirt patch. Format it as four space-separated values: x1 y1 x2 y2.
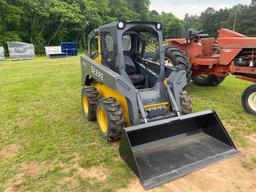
110 142 119 148
4 162 41 192
67 152 108 182
77 165 108 182
117 179 145 192
69 153 82 163
247 134 256 144
20 162 41 177
240 135 256 172
162 157 256 192
60 163 71 174
62 176 76 183
0 144 23 159
4 160 58 192
56 176 80 191
4 176 23 192
17 119 31 128
223 123 236 132
118 140 256 192
113 154 122 162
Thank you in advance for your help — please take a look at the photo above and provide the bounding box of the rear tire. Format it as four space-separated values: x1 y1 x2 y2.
96 98 125 141
192 74 226 86
164 45 192 82
242 84 256 115
180 90 192 114
81 87 99 121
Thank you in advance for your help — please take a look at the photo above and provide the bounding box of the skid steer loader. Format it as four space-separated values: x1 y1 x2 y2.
80 21 238 189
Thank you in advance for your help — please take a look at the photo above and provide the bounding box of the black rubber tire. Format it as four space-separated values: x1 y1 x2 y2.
192 74 226 86
164 45 192 82
180 90 192 114
81 87 99 121
241 84 256 115
96 97 125 142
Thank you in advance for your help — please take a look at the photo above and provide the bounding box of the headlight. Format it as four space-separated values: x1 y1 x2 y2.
156 23 162 30
117 21 125 29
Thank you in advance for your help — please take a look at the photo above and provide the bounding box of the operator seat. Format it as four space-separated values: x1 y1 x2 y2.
124 55 145 86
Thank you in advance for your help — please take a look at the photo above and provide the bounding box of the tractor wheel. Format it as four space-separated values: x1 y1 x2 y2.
180 90 192 114
81 87 99 121
192 74 226 86
164 45 192 82
242 84 256 115
96 97 125 141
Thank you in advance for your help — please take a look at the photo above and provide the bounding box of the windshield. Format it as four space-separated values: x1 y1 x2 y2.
138 31 160 61
121 26 162 89
122 26 161 62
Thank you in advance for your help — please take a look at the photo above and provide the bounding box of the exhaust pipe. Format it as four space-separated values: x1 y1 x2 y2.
119 110 239 189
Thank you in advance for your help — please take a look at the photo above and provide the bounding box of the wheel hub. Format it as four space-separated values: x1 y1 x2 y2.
82 96 89 113
97 106 108 134
248 92 256 112
165 57 173 66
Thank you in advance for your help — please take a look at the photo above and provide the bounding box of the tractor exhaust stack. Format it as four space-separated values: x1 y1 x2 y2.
119 110 238 189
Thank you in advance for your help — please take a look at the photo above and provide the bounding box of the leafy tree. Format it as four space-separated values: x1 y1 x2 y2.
184 14 200 31
0 0 22 46
236 5 256 36
109 0 139 20
149 11 185 38
198 7 219 36
158 12 185 38
0 0 185 53
130 0 150 20
148 10 159 21
183 4 256 37
2 0 256 55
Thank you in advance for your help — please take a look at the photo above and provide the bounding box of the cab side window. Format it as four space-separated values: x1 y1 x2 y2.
100 32 117 71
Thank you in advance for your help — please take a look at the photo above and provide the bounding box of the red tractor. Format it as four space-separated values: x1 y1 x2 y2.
166 28 256 115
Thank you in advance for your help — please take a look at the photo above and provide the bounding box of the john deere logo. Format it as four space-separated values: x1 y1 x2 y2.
91 66 104 81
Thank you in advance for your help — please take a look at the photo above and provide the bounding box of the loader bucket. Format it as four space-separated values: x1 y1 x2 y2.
119 110 238 189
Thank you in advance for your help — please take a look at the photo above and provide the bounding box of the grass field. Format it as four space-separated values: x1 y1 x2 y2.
0 56 256 192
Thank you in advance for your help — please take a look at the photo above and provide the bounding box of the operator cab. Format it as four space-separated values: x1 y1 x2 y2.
122 25 162 88
88 21 165 89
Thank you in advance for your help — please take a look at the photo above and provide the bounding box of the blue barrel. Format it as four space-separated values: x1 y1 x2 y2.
61 42 78 56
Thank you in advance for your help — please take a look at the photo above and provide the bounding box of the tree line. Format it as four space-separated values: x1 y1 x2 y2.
184 1 256 37
0 0 143 53
0 0 255 54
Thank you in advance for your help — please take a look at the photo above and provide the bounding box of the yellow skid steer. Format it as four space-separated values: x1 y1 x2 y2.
80 21 238 189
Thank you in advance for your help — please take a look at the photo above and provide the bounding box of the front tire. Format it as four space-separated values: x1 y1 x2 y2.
81 87 99 121
96 98 125 141
192 74 226 86
242 84 256 115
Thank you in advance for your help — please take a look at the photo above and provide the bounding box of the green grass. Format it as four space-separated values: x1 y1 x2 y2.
0 56 255 191
187 76 256 144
